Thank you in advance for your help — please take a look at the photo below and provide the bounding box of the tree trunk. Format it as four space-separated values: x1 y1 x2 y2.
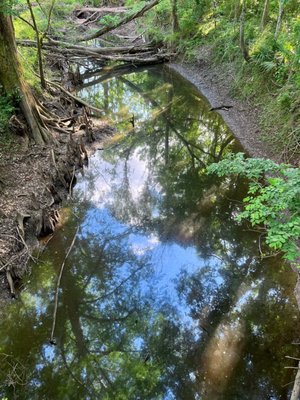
239 0 250 62
260 0 270 31
234 0 241 22
0 14 50 144
275 0 284 39
171 0 179 33
26 0 46 89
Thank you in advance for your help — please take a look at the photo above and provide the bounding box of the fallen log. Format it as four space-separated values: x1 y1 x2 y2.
75 6 128 18
18 38 156 55
209 105 233 111
17 39 172 65
79 0 160 42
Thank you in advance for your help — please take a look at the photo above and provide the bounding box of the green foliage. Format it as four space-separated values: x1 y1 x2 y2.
207 153 300 265
98 14 120 27
0 89 15 135
0 0 20 15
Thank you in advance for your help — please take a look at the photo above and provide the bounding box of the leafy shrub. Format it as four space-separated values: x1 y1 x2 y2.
207 153 300 266
0 90 15 135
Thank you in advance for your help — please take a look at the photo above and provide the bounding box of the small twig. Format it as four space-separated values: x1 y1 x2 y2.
0 233 23 245
16 227 36 263
282 379 296 388
0 254 20 272
286 356 300 361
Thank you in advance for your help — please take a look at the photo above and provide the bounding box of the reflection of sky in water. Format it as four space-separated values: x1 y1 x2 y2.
75 150 224 326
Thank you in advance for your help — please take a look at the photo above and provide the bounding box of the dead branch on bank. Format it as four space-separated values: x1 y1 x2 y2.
79 0 160 42
45 78 103 115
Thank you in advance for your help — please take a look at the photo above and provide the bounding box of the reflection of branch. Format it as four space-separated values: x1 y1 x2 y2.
216 134 234 161
50 227 79 344
80 64 148 89
84 264 145 304
119 77 215 167
82 309 135 324
60 347 88 391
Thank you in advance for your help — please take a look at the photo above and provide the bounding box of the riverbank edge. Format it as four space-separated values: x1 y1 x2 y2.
169 59 300 310
169 60 279 162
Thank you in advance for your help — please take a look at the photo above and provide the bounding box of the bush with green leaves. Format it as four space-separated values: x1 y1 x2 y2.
207 153 300 266
0 90 15 135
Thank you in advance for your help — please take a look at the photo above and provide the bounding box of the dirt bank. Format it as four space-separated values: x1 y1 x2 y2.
0 115 114 306
170 50 280 162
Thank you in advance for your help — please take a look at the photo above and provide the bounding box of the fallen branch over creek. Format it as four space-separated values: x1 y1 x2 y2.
17 39 172 65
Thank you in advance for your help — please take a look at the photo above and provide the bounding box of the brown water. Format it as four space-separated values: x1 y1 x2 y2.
0 65 299 400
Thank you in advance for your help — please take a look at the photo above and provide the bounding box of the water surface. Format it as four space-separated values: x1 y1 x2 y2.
0 66 299 400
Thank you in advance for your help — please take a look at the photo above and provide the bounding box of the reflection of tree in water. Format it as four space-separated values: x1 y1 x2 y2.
0 67 299 399
0 206 183 399
87 68 300 398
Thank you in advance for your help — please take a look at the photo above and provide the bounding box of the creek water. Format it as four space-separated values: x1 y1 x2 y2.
0 65 299 399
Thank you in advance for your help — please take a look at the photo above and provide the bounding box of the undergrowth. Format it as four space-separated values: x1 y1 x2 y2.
0 89 17 150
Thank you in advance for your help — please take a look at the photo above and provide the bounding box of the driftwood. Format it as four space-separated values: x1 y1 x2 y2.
6 267 16 298
79 0 160 42
290 362 300 400
17 39 171 65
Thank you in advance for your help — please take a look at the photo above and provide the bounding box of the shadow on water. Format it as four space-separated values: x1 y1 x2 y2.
0 66 299 399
